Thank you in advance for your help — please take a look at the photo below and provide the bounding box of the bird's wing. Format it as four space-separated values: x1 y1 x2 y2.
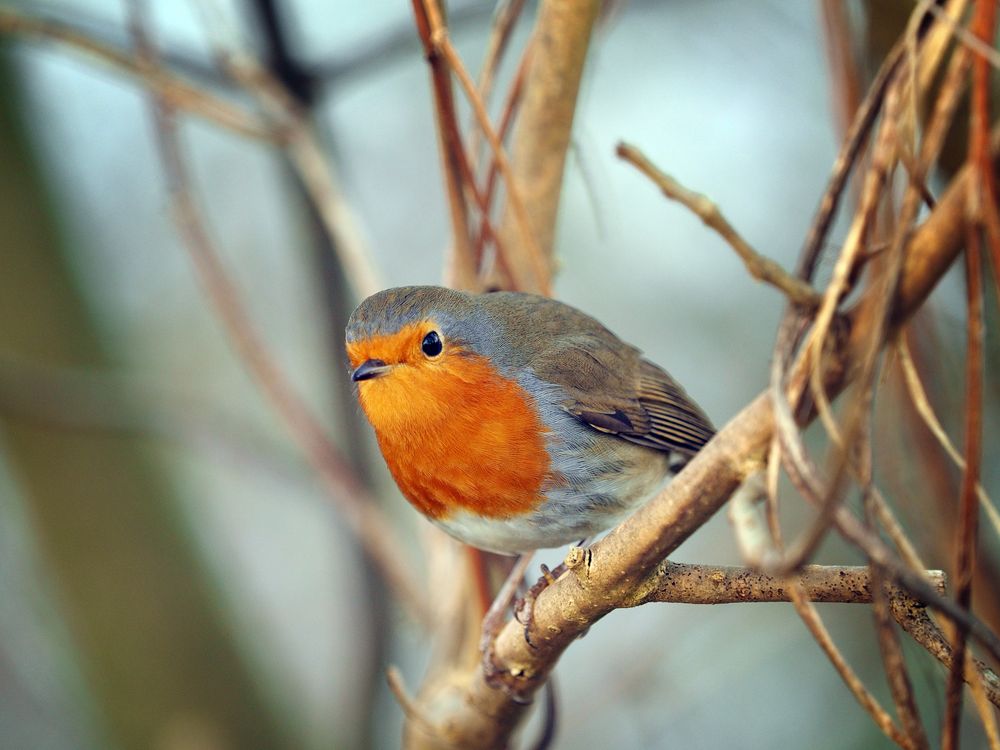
530 333 715 457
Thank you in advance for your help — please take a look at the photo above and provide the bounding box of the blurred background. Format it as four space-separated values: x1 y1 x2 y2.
1 1 996 748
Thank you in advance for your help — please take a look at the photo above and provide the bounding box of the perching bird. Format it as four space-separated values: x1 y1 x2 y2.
345 286 714 555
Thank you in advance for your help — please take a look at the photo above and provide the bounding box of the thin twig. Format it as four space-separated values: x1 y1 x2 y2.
771 363 1000 667
800 40 904 284
761 37 905 587
157 122 425 622
2 3 384 299
771 438 998 697
789 583 910 748
967 640 1000 750
470 0 529 170
424 2 551 294
805 0 972 456
0 7 275 139
897 341 1000 536
925 0 1000 71
491 0 600 289
770 384 869 577
889 593 1000 708
616 143 822 309
829 490 1000 663
802 79 902 451
943 128 986 750
411 0 480 290
794 26 972 581
942 2 992 742
863 488 929 750
387 667 453 743
897 330 1000 748
737 418 922 748
474 38 533 281
476 0 528 104
915 1 974 94
767 167 1000 681
311 0 494 85
192 0 382 299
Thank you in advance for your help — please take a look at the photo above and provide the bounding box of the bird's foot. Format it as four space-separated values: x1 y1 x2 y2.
480 553 533 689
514 562 567 650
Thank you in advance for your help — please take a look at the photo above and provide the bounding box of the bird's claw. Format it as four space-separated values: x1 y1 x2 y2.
514 562 567 649
480 560 568 697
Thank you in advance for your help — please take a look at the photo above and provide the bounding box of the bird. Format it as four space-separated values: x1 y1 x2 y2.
345 286 714 555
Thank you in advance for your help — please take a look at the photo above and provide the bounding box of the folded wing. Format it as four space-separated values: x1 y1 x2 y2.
531 332 715 457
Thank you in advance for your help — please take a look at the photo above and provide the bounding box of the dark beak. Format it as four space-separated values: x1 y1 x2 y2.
351 358 391 382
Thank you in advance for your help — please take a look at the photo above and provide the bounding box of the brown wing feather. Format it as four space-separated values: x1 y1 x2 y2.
529 333 714 457
632 359 714 454
479 292 714 457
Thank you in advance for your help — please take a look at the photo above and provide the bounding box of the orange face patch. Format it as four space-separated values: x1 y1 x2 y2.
347 325 550 520
346 322 429 370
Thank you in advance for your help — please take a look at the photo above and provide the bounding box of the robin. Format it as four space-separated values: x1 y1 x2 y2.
345 286 714 555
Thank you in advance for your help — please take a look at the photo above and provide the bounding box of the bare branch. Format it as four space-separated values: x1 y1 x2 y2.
471 0 528 165
789 584 909 748
890 593 1000 708
474 39 532 284
424 4 551 294
0 7 274 140
800 40 903 282
1 3 384 300
493 0 601 290
630 562 944 606
411 0 479 290
897 341 1000 535
864 494 929 750
192 0 383 299
926 0 1000 71
942 0 992 736
616 142 823 309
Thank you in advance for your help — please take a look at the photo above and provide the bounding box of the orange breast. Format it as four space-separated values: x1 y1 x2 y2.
353 350 551 520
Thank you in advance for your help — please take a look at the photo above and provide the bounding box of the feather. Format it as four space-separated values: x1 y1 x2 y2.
477 292 715 457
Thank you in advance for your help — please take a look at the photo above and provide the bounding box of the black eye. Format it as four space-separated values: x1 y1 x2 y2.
421 331 442 357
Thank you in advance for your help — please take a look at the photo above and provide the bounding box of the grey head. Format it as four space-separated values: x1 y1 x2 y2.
345 286 515 377
346 286 476 342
